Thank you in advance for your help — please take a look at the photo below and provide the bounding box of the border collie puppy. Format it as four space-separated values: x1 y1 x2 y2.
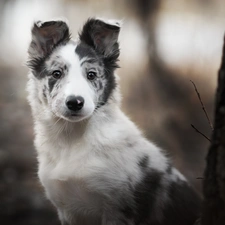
27 18 201 225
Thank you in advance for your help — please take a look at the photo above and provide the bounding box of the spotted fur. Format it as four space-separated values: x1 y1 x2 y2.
27 18 201 225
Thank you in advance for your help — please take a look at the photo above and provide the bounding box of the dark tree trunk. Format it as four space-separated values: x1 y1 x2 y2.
202 36 225 225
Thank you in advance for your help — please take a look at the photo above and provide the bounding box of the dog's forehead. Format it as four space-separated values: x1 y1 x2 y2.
48 41 99 67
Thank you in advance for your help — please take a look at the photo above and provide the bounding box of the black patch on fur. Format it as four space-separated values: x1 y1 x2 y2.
158 180 201 225
120 170 163 224
133 170 163 224
48 77 57 93
98 66 116 108
27 57 46 78
63 64 68 73
43 85 47 98
166 163 172 174
120 205 134 220
27 21 71 79
138 155 149 171
97 80 103 91
75 42 98 60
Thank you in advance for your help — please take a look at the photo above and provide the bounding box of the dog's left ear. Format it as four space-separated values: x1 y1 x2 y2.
28 21 70 59
79 18 120 60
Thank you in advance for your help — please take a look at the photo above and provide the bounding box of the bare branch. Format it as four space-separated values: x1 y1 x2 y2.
191 124 211 142
190 80 214 131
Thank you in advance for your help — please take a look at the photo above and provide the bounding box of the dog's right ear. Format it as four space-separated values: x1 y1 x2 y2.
79 18 120 61
28 21 70 59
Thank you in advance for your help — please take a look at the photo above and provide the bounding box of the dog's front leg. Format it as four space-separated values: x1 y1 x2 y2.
57 210 71 225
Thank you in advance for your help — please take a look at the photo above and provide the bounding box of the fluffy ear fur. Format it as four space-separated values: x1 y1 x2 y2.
27 21 70 72
79 18 120 62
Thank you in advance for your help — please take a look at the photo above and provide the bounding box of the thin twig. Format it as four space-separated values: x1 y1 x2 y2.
191 124 211 142
190 80 214 131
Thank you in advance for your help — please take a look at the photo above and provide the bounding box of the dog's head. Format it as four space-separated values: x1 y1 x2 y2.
27 18 120 122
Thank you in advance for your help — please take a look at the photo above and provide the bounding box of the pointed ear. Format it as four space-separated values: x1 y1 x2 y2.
28 20 70 59
79 18 120 59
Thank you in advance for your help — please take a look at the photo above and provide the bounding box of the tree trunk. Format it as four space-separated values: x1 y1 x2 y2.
202 36 225 225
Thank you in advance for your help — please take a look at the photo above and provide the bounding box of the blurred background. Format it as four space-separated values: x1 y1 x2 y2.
0 0 224 224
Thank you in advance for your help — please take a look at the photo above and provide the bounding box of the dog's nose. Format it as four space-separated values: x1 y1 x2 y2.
66 96 84 111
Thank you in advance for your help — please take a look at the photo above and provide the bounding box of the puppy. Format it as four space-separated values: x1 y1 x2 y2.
27 18 201 225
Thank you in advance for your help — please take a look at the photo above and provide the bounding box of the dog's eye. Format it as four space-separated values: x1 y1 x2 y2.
52 70 62 79
87 71 97 80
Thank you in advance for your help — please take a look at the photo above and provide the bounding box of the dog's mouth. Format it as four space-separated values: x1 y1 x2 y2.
52 105 95 123
63 113 85 122
60 110 91 122
70 112 82 117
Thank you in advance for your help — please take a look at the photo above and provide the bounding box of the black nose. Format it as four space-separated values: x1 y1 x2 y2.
66 96 84 111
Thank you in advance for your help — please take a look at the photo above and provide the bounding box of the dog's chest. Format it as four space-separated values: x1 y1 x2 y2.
43 176 103 217
37 141 114 217
36 133 140 219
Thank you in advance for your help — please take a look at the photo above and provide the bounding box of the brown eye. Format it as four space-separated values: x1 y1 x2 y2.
52 70 62 79
87 71 97 80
